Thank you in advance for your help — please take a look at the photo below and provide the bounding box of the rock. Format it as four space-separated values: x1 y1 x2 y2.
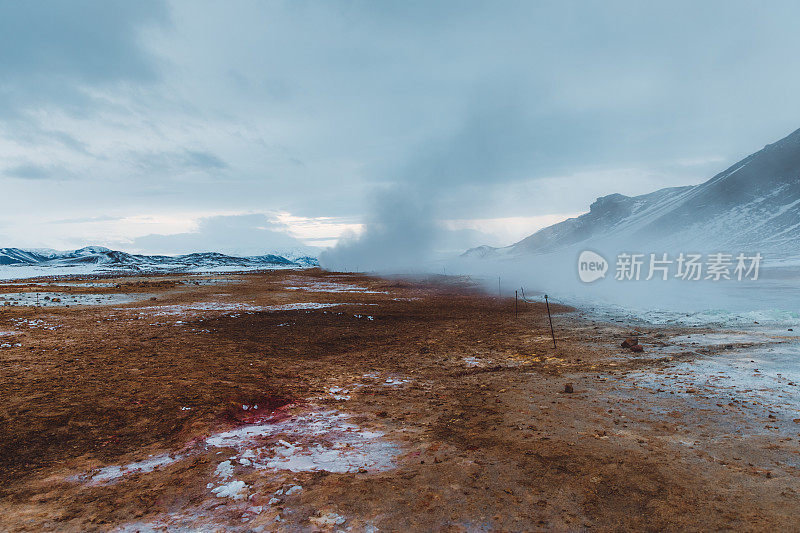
563 383 574 393
621 337 638 349
630 344 644 353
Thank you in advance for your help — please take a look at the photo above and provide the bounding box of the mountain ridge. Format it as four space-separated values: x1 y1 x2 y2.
0 247 319 270
465 127 800 259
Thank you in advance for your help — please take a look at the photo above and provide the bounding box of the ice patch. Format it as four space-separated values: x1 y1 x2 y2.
264 302 359 311
0 292 150 307
284 281 387 294
137 301 352 316
211 480 248 500
310 512 346 527
214 460 234 479
205 410 398 474
88 453 182 484
667 332 777 347
285 484 302 495
12 318 61 330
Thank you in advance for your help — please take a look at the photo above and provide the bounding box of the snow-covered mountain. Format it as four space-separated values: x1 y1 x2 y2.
0 248 50 265
465 127 800 259
0 246 318 273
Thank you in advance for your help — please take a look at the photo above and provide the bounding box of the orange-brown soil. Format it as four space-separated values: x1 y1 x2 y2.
0 269 798 531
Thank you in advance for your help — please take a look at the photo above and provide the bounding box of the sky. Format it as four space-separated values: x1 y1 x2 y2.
3 0 800 256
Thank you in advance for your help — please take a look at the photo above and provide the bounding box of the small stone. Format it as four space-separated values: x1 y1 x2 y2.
621 338 638 349
563 383 574 394
630 345 644 353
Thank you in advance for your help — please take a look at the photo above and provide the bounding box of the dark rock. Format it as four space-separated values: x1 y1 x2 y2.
563 383 574 393
621 337 638 349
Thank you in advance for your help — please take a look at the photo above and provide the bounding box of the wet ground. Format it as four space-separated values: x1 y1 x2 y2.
0 269 798 531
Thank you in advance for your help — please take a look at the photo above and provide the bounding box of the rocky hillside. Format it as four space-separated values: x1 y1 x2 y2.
465 127 800 258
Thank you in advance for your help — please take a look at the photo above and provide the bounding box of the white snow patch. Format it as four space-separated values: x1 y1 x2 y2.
310 512 346 527
205 409 398 474
263 302 345 311
214 460 234 479
0 292 150 307
136 301 354 316
284 281 387 294
88 453 182 484
211 480 248 500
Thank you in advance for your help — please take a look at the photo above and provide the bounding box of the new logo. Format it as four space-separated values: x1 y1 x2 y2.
578 250 608 283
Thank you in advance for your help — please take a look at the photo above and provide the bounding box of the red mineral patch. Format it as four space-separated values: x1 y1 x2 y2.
221 395 295 426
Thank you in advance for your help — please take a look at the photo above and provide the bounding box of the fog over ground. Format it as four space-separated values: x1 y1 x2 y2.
3 1 800 268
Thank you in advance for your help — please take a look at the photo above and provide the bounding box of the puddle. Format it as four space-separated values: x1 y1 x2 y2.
0 292 152 307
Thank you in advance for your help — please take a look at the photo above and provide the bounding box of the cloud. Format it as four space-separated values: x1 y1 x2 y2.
4 1 800 253
132 149 228 174
0 0 168 117
131 214 311 256
49 215 121 224
4 164 67 180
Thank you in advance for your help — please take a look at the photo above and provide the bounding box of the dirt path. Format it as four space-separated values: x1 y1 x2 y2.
0 269 797 531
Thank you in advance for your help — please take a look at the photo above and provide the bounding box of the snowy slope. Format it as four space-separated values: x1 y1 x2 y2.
465 127 800 259
0 247 319 279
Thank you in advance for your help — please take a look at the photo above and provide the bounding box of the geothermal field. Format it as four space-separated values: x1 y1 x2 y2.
0 268 798 531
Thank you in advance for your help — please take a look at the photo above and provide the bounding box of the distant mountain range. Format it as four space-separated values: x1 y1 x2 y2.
0 246 318 270
465 127 800 260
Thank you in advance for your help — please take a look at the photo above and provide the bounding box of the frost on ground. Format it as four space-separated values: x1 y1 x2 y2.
135 302 353 317
284 280 387 294
309 511 346 527
75 404 398 530
12 318 61 330
76 453 185 485
210 479 248 500
0 292 151 307
205 409 398 474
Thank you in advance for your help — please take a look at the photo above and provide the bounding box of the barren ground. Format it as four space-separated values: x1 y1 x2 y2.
0 269 798 532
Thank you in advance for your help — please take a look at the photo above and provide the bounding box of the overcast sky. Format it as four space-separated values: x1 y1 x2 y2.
3 0 800 255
